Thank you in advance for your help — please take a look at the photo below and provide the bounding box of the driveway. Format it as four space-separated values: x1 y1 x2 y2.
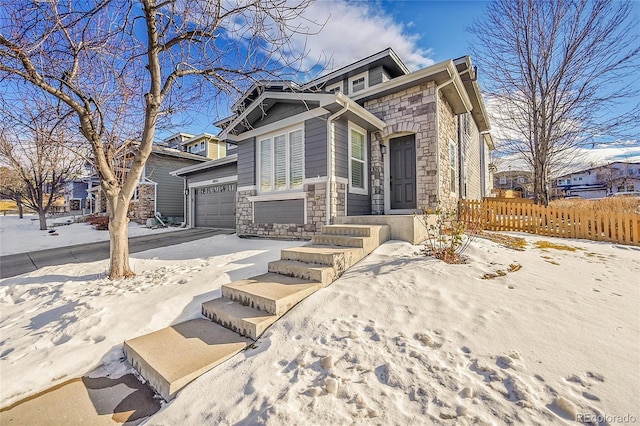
0 228 234 279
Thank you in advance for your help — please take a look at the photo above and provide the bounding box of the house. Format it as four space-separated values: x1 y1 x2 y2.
162 132 234 160
492 170 533 198
172 48 494 241
89 146 207 223
554 162 640 199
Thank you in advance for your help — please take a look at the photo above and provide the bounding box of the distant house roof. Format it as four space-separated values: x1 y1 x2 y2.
151 145 209 162
171 154 238 176
180 133 219 146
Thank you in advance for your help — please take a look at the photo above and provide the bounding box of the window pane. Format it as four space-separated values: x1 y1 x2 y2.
351 130 365 161
290 130 303 188
352 77 365 92
274 135 287 190
351 160 364 189
260 139 272 191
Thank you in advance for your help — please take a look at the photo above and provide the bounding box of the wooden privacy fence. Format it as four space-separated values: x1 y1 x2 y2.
459 199 640 246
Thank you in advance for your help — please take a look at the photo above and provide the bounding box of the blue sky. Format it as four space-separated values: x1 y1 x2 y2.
167 0 639 165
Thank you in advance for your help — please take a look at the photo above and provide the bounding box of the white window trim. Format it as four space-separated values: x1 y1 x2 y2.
348 71 368 94
326 82 342 93
256 124 305 194
348 122 368 196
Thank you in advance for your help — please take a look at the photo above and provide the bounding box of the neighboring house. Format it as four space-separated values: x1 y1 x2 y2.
554 162 640 199
62 162 100 213
89 146 207 223
162 132 232 160
493 170 533 198
172 48 495 238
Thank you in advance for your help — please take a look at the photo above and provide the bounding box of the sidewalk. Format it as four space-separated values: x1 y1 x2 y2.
0 228 233 278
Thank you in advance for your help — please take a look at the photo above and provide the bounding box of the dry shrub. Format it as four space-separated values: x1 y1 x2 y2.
550 197 640 213
86 215 109 230
417 206 479 264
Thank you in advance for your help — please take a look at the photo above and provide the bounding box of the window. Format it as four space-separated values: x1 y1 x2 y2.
348 123 367 195
627 184 635 192
200 142 205 151
349 72 368 93
500 177 507 185
187 146 192 153
258 127 304 192
326 82 342 94
518 177 525 184
450 140 457 193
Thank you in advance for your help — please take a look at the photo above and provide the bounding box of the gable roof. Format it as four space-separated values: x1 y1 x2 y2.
218 92 385 141
301 48 410 90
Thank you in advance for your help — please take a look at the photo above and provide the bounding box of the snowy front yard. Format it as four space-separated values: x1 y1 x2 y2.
0 231 638 424
0 214 178 256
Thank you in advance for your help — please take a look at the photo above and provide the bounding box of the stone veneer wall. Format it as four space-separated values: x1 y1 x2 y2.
365 81 442 213
236 181 342 239
437 90 459 211
128 183 156 222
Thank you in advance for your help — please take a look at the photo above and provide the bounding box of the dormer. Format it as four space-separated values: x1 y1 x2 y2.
302 48 410 96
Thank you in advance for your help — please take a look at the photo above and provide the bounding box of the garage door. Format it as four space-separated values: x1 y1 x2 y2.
193 182 236 228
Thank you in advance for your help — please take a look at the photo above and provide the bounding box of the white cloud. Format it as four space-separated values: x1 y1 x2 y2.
290 0 434 76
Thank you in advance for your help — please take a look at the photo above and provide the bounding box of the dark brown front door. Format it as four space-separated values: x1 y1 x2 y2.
390 135 416 210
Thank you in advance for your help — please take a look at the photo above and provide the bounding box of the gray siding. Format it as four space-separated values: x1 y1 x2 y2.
185 163 237 185
237 137 255 187
341 119 372 215
251 103 313 129
461 114 482 200
369 66 388 86
146 154 203 217
305 116 328 178
254 199 304 224
334 119 348 179
348 194 371 216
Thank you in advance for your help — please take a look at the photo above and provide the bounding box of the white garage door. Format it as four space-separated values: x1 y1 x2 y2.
193 182 236 228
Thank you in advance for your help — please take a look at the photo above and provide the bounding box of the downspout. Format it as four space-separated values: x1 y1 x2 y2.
181 177 188 228
326 99 350 225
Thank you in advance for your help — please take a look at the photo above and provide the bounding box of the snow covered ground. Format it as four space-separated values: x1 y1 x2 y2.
1 231 638 425
0 214 178 255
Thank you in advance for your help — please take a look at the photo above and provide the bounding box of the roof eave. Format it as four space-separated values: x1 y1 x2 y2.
171 154 238 176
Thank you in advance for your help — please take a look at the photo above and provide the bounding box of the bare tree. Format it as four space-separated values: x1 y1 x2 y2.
471 0 640 205
0 99 85 230
0 0 317 278
0 165 25 218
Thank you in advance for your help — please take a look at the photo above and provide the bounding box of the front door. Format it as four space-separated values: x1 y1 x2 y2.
390 135 416 210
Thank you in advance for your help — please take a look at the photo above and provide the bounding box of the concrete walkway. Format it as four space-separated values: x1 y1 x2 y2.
0 373 161 426
0 228 233 278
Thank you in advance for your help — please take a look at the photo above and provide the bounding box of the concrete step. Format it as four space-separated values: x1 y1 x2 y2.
221 273 323 316
280 245 365 267
123 319 250 401
311 234 369 249
202 297 278 340
320 224 376 237
268 259 337 286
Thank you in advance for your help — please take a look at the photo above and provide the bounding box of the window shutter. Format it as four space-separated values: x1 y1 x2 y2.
260 139 272 191
289 130 303 188
274 135 287 190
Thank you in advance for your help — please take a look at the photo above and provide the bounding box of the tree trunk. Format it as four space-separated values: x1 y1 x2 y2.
38 209 47 230
16 194 23 219
107 194 134 279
